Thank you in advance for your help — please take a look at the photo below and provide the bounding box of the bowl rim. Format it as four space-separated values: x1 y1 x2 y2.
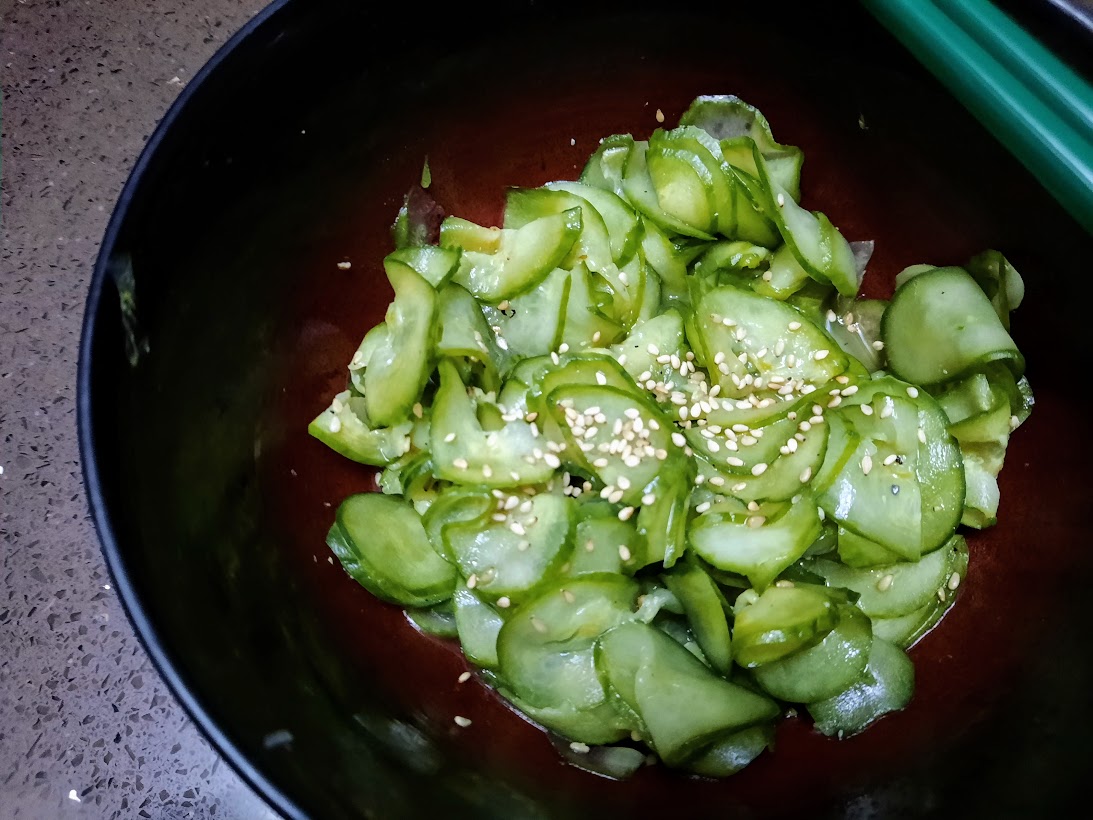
76 1 304 817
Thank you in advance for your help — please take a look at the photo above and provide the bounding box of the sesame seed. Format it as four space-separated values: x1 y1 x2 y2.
518 540 531 552
618 545 632 561
453 457 469 470
466 574 478 589
608 488 625 504
813 349 830 361
877 574 894 592
918 428 927 444
543 453 561 469
860 404 874 416
726 456 745 467
444 432 457 443
732 482 748 492
937 588 947 602
642 493 657 505
655 108 665 122
747 515 766 528
872 340 885 350
482 464 493 477
618 506 636 521
882 454 898 466
799 466 812 483
531 616 548 634
454 716 472 727
328 416 342 434
751 463 768 476
562 589 576 603
948 572 961 590
788 321 802 331
906 386 919 398
861 454 873 475
558 343 570 354
510 521 526 536
695 501 712 513
458 671 472 683
841 384 859 395
569 741 591 753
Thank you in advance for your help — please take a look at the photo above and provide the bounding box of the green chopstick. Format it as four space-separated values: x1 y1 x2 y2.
861 0 1093 235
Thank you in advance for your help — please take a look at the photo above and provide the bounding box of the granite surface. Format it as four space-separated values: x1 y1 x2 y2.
1 2 283 817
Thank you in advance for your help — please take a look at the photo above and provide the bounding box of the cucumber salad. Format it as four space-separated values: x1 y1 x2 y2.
310 96 1033 779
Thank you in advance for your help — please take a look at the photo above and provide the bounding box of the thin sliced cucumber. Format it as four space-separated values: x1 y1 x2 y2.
882 266 1024 385
328 493 456 607
750 603 872 702
732 583 839 667
806 637 914 737
497 573 640 709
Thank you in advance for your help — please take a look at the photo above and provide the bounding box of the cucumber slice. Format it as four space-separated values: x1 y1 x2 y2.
497 573 640 710
328 493 457 608
806 637 914 737
546 180 642 264
431 359 556 487
686 724 776 778
452 587 505 669
504 186 615 274
663 557 733 675
442 208 583 302
622 140 717 240
547 383 677 506
750 603 872 702
689 492 824 591
443 491 574 604
596 621 779 766
803 535 964 619
882 266 1024 386
308 391 413 466
732 583 839 667
363 255 439 427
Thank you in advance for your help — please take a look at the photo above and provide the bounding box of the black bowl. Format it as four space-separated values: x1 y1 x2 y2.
79 1 1093 818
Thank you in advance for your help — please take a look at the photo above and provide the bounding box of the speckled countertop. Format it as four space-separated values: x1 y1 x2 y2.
1 2 282 817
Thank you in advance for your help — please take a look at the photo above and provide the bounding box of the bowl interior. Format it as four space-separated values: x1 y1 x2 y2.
83 2 1093 818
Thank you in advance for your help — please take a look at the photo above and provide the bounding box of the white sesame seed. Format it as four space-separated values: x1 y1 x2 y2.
799 466 812 483
751 462 768 476
531 617 548 634
872 340 885 350
906 386 919 398
642 493 657 505
860 404 874 416
695 501 712 514
918 428 927 444
618 545 632 561
877 574 894 592
453 457 469 470
618 506 636 521
747 515 766 528
466 574 478 589
458 671 472 683
454 716 473 727
328 416 342 434
813 349 830 361
948 572 961 590
861 454 873 475
732 482 748 492
788 321 802 331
